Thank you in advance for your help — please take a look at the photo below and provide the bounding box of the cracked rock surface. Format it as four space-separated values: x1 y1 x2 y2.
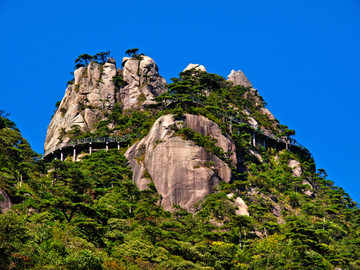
120 56 167 110
44 59 117 153
125 114 237 212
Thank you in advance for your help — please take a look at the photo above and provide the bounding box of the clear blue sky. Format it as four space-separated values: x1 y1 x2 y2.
1 0 359 203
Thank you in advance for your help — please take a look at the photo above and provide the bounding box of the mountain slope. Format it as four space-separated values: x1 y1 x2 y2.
0 51 359 269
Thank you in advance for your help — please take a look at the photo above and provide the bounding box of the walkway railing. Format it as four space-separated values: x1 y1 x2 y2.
163 96 312 158
44 134 132 159
44 96 312 160
70 134 131 145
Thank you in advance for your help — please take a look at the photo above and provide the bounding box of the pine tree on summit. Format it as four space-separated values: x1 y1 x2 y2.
125 48 139 57
94 51 110 64
74 53 93 69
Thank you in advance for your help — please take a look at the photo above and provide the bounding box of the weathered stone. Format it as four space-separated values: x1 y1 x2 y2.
107 57 116 64
183 63 207 72
247 117 258 129
288 159 302 177
44 55 167 155
303 179 315 197
44 60 117 153
271 202 282 217
260 107 275 121
227 193 249 216
242 108 251 115
249 149 262 162
119 56 167 110
0 188 12 213
227 70 253 87
125 114 237 212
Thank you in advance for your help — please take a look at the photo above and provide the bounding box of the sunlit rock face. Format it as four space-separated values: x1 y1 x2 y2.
125 114 237 212
120 56 167 110
44 59 117 153
227 70 253 88
183 63 207 72
44 55 166 154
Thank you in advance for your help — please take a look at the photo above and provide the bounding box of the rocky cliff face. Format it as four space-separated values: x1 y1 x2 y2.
44 55 167 154
120 56 167 110
227 70 253 88
44 56 281 214
125 114 237 212
227 70 277 132
44 59 117 153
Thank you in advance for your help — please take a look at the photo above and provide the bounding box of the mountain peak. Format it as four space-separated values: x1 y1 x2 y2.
227 69 253 87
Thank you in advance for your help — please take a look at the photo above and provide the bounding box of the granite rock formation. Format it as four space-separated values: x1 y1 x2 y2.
227 70 253 88
44 59 117 153
120 56 167 110
183 63 207 72
125 114 237 212
44 56 284 215
228 70 278 133
44 55 167 154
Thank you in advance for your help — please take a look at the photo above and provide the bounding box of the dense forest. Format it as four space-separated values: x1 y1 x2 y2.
0 63 359 269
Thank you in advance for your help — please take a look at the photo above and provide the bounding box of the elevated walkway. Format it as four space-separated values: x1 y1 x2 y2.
43 134 131 161
43 98 312 161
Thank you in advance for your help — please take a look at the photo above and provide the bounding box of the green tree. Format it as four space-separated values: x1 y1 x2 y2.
125 48 139 57
94 51 110 64
75 54 94 69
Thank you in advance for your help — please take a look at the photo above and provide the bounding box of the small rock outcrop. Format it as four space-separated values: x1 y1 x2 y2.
120 56 167 110
289 159 302 178
0 188 12 213
125 114 237 212
183 63 207 72
229 70 279 136
227 193 249 216
227 70 253 88
260 107 275 121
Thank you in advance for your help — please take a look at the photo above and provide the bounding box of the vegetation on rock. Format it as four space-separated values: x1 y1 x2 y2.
0 59 359 269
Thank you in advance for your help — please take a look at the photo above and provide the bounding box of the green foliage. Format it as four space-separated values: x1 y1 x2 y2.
175 127 230 165
124 48 144 60
55 100 61 109
1 65 360 269
75 53 94 69
112 75 127 91
0 110 16 129
67 79 75 86
94 51 110 64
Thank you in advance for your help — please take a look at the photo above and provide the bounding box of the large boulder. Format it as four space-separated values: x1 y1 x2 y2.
44 59 117 154
120 56 167 110
183 63 207 72
125 114 237 212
